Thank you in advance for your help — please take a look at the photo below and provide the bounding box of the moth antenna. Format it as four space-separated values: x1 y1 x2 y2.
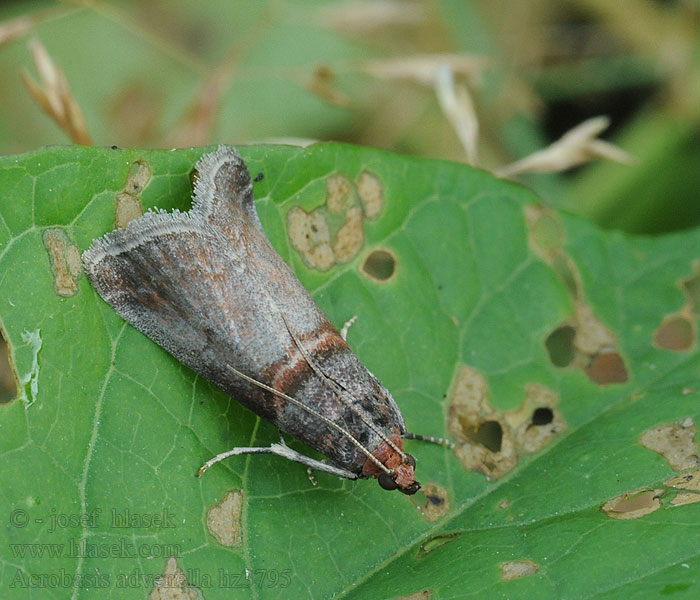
278 312 407 461
224 364 392 475
403 432 455 449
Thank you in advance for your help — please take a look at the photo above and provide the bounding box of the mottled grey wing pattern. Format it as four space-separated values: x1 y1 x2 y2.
83 146 422 493
81 147 319 401
84 214 272 392
84 215 221 358
188 146 330 342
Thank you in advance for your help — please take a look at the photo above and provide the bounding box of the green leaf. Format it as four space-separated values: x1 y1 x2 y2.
1 144 700 599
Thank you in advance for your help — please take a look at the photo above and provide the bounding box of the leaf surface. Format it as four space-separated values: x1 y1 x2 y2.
1 144 699 599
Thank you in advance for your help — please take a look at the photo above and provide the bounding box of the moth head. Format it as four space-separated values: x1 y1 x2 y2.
377 453 421 495
363 435 421 495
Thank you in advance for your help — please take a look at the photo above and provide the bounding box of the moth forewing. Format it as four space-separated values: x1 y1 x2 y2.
83 146 423 494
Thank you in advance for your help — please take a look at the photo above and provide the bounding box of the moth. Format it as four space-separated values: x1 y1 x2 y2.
83 146 446 494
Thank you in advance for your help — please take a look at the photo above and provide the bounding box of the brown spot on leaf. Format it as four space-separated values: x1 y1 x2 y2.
326 173 355 213
361 248 397 282
448 366 516 479
42 228 81 297
573 302 616 355
356 171 383 219
149 557 202 600
665 469 700 491
448 367 566 479
602 488 664 520
546 299 628 384
500 560 540 581
288 171 385 271
550 253 578 296
654 315 695 351
392 591 431 600
665 469 700 505
652 263 700 352
125 160 151 195
670 493 700 506
415 484 449 522
524 205 565 256
509 385 567 454
115 160 150 229
0 329 17 404
287 206 335 270
115 193 144 230
206 489 243 547
333 206 364 263
683 268 700 314
527 209 629 384
417 533 460 557
640 418 700 471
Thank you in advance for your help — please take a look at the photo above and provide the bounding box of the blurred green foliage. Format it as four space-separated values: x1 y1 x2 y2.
0 0 698 233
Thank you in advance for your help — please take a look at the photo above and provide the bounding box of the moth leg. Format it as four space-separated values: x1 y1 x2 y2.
197 442 359 481
275 433 332 487
404 432 455 449
197 446 279 477
268 442 359 480
340 315 358 341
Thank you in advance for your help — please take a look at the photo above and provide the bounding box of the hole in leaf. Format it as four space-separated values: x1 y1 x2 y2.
654 315 695 352
427 493 444 506
0 329 17 404
585 352 628 384
361 248 396 281
545 325 576 367
461 420 503 453
531 407 554 426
